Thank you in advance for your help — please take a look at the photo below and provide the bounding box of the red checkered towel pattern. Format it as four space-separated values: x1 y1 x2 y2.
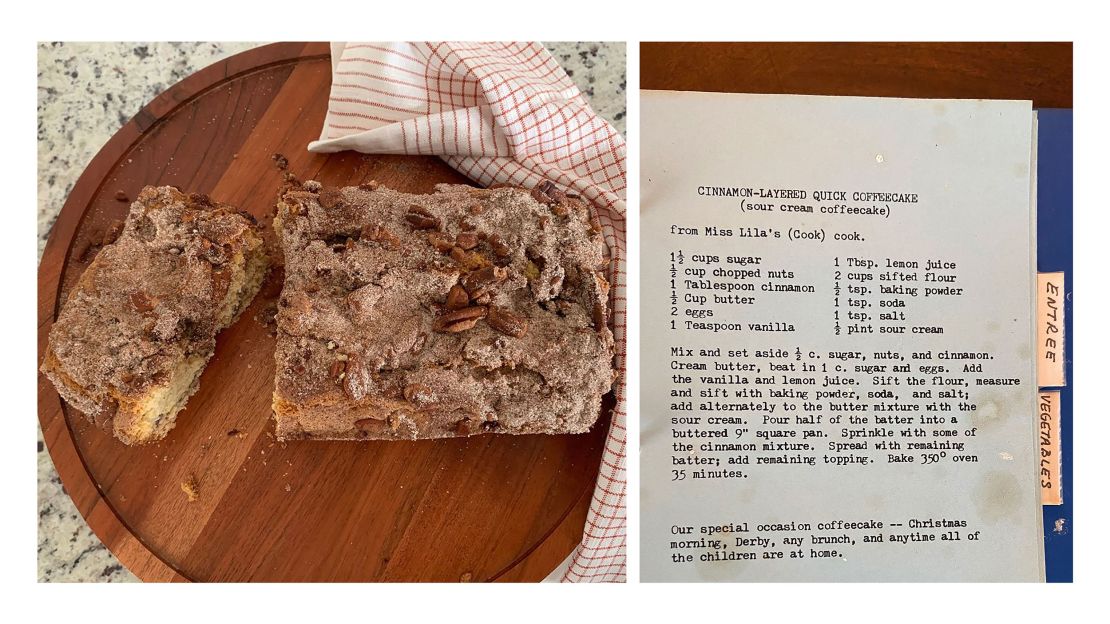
309 42 627 582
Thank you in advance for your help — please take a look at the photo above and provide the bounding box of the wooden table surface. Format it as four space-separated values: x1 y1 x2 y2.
37 42 605 583
641 42 1072 107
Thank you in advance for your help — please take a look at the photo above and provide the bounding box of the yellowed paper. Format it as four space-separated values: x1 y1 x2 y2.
1038 391 1063 505
1036 272 1066 387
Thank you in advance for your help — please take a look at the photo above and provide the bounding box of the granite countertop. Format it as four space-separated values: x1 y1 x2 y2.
36 41 626 583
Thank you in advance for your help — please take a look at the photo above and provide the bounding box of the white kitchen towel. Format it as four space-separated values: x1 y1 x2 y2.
309 42 626 582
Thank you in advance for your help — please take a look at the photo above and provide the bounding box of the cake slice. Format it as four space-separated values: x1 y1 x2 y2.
272 180 615 440
41 186 269 445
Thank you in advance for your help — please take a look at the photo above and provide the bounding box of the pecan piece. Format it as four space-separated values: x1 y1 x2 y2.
455 417 475 436
361 223 400 249
593 301 608 330
405 205 441 230
531 180 566 205
449 246 489 271
487 306 529 337
427 231 455 253
329 359 347 380
487 233 512 258
589 211 603 234
445 284 470 310
433 306 487 333
455 232 479 250
358 180 380 191
461 265 508 300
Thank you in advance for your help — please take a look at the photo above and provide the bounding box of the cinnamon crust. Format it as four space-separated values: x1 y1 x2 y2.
272 181 615 441
41 186 269 445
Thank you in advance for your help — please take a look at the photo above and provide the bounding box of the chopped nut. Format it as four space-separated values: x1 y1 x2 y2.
361 223 400 249
404 205 441 230
449 246 489 271
358 180 380 191
461 265 508 300
593 301 608 330
531 180 566 205
445 284 470 310
454 418 474 436
326 340 337 350
455 232 479 250
114 190 129 202
487 234 512 258
459 218 477 231
487 306 529 337
329 359 347 379
589 211 603 234
427 231 455 253
433 306 488 333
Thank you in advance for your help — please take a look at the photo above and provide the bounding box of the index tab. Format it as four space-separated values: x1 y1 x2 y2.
1038 390 1063 505
1036 272 1066 387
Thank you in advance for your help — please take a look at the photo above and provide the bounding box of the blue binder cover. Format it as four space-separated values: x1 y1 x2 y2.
1036 108 1072 583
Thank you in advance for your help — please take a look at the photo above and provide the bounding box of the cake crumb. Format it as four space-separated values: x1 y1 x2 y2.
284 483 292 492
272 153 289 170
181 475 199 502
459 572 473 582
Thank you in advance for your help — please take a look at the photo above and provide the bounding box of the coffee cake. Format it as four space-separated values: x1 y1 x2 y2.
41 186 269 445
272 180 614 440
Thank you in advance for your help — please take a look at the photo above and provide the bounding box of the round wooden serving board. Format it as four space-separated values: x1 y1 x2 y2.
37 42 608 582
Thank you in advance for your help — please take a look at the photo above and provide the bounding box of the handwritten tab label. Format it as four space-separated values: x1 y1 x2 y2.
1038 391 1062 505
1036 272 1066 387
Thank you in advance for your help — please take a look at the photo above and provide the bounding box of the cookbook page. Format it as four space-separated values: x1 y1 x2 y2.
640 91 1042 581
